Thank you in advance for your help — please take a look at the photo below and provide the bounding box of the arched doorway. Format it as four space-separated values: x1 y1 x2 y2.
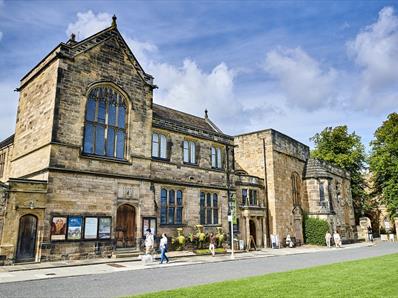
249 219 257 249
116 204 136 248
16 214 37 262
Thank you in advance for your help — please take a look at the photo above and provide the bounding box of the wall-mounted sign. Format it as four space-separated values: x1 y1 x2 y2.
67 216 82 240
51 216 67 240
98 217 111 239
84 217 98 239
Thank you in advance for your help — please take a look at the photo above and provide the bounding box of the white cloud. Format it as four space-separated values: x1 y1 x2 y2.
124 37 158 70
0 31 3 42
347 6 398 111
66 11 257 133
66 10 111 40
263 47 337 111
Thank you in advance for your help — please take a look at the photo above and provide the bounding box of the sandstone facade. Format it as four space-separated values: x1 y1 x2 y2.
0 18 355 263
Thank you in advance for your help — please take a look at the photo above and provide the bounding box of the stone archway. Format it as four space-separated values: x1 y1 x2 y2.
116 204 136 248
16 214 37 262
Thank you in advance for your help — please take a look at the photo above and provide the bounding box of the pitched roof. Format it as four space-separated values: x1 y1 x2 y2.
0 134 14 149
152 103 229 137
20 20 155 90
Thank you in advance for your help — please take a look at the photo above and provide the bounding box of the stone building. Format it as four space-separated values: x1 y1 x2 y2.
0 17 355 263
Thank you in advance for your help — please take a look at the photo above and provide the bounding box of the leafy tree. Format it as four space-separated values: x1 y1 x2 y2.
369 113 398 218
310 126 367 221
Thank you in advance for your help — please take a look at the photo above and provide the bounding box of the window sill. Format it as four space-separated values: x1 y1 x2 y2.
202 224 222 227
183 162 199 167
80 153 131 165
211 167 225 172
159 224 187 228
152 157 171 162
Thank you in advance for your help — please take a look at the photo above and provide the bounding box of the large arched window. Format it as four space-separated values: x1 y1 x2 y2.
83 86 127 159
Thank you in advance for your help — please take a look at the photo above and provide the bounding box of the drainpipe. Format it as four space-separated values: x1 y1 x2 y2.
262 138 271 247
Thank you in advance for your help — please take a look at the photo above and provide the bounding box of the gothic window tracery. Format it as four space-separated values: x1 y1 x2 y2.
83 85 127 159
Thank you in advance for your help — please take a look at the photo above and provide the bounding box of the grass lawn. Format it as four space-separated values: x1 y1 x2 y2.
133 253 398 297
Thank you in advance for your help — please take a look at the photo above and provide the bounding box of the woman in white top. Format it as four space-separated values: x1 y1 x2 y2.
159 233 169 264
144 229 154 254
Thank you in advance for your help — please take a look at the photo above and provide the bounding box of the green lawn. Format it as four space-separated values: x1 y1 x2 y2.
133 253 398 297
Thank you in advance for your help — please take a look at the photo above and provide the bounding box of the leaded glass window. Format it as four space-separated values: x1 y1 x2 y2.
160 188 183 225
200 192 219 225
83 86 127 159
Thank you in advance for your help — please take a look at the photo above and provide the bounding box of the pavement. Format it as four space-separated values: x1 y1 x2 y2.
0 241 377 283
0 241 396 297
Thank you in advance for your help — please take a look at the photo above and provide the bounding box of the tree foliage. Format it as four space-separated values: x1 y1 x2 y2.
310 126 367 221
303 216 329 246
369 113 398 218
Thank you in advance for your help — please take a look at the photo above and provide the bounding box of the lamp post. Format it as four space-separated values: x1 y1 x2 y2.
229 198 235 259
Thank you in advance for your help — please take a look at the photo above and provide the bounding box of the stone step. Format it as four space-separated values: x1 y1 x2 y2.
111 249 141 259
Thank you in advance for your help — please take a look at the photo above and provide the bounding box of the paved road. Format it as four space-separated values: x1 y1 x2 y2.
0 242 397 298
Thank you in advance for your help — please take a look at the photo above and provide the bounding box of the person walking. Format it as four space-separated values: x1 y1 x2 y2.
209 233 216 256
159 233 169 264
325 231 332 248
145 228 154 255
333 231 342 248
367 226 373 242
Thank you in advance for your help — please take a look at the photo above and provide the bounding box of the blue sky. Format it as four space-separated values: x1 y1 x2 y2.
1 0 397 151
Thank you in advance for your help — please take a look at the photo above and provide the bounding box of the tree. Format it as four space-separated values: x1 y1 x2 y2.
369 113 398 218
310 126 367 221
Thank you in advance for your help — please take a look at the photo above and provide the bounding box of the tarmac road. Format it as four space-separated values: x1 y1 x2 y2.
0 242 397 298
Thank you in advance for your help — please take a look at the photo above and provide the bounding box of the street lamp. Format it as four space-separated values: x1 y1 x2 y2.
228 197 235 259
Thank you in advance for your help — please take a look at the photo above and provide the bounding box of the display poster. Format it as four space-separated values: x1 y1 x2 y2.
67 216 82 240
51 216 67 240
98 217 111 239
84 217 98 239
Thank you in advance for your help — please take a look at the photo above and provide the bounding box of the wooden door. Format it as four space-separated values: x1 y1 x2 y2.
116 205 135 248
16 215 37 261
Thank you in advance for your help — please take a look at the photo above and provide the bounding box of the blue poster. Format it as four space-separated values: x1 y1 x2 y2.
67 216 82 240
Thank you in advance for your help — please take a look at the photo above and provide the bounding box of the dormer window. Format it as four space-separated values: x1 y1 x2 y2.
83 86 127 159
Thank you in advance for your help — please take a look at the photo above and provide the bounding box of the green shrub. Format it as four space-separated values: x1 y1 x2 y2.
303 216 330 245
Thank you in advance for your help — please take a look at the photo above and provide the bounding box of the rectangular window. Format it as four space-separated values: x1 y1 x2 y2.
106 128 115 157
211 147 223 169
152 133 168 159
116 131 125 159
242 189 248 206
152 134 159 157
83 124 95 154
249 189 257 206
95 125 105 155
160 188 183 225
200 192 206 224
160 135 167 159
97 100 106 124
200 192 219 225
183 140 196 164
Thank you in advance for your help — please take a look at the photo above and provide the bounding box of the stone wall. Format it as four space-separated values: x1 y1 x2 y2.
0 179 47 262
0 143 13 183
11 60 59 178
